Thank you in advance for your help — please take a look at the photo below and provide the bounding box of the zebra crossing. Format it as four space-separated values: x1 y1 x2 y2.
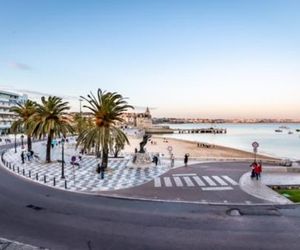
154 173 239 191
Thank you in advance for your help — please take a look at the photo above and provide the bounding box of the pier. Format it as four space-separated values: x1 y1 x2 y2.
174 128 227 134
145 127 227 134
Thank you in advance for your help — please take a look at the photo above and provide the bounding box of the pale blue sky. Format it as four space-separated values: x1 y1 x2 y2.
1 0 299 118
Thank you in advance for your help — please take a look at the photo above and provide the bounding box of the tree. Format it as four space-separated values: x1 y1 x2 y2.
10 100 37 151
77 89 133 169
29 96 74 163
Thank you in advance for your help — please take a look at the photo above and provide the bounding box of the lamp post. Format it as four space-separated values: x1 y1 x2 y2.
61 138 65 179
14 133 17 153
20 134 24 149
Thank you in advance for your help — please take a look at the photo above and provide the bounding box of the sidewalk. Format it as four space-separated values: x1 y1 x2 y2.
0 237 46 250
239 166 300 204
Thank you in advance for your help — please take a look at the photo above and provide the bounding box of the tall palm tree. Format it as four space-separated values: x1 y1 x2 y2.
77 89 133 169
29 96 74 163
10 100 37 151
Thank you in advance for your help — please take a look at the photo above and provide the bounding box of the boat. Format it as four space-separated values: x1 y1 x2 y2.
275 129 283 132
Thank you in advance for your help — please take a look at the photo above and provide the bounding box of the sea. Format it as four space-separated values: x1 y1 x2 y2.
157 123 300 160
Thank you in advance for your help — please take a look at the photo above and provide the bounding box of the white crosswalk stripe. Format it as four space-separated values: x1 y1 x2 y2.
202 176 217 186
221 175 239 185
154 178 161 187
173 177 184 187
192 176 205 186
183 176 195 187
212 176 228 186
164 177 172 187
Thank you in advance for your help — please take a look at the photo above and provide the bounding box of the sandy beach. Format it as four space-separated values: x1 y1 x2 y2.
124 136 279 162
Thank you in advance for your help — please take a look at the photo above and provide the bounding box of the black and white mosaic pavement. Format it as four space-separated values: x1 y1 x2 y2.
1 141 172 192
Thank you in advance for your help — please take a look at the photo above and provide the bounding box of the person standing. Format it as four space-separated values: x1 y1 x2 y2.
250 161 257 179
257 161 262 178
254 163 260 180
184 154 189 167
170 154 175 168
21 152 25 164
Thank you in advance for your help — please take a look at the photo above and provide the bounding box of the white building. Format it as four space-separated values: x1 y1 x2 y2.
0 90 27 134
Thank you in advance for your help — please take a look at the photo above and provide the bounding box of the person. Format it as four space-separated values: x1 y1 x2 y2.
250 161 257 179
153 155 158 166
257 161 262 179
26 151 31 161
184 153 189 166
21 152 25 164
170 154 175 167
254 163 260 180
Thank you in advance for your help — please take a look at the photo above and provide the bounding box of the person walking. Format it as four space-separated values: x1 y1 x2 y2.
254 163 260 180
184 153 189 167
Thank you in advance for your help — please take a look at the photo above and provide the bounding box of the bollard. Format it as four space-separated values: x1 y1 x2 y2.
53 177 56 186
22 169 25 176
9 163 11 169
13 165 15 171
44 175 46 183
17 167 19 173
64 180 67 189
29 170 31 178
36 173 39 180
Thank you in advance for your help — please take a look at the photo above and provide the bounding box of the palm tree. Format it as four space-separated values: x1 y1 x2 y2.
29 96 74 163
77 89 133 169
10 100 37 151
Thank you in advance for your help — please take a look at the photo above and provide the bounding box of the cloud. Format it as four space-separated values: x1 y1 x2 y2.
8 62 31 70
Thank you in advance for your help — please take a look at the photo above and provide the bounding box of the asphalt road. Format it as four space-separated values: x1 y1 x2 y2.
108 162 265 204
1 146 300 250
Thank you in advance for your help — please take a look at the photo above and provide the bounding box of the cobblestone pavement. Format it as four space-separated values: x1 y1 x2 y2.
1 140 172 193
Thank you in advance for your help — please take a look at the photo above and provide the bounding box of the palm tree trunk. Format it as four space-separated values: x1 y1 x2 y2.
101 146 108 169
46 130 54 163
27 135 32 151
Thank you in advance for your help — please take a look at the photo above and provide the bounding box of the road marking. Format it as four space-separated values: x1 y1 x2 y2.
221 175 239 185
212 176 228 186
202 176 217 186
202 187 233 191
183 176 195 187
173 177 184 187
172 173 197 177
154 178 161 187
164 177 172 187
192 176 206 186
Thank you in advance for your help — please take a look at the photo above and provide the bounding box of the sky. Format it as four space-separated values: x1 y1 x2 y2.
0 0 299 118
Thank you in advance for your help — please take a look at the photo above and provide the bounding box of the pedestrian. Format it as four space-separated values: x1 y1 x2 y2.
254 163 260 180
257 161 262 179
153 155 158 166
26 151 31 161
250 161 257 179
184 153 189 166
21 152 25 164
170 154 175 167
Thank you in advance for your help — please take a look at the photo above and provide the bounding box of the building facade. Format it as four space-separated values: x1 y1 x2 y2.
119 107 153 129
0 90 27 134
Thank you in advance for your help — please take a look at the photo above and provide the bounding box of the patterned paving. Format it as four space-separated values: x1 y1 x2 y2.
1 141 172 192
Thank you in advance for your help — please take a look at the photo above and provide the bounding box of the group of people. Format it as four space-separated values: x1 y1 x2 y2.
20 150 38 164
250 161 263 180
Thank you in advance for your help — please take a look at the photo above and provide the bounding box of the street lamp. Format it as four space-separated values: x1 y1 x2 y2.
14 133 17 153
61 138 65 179
20 134 24 149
